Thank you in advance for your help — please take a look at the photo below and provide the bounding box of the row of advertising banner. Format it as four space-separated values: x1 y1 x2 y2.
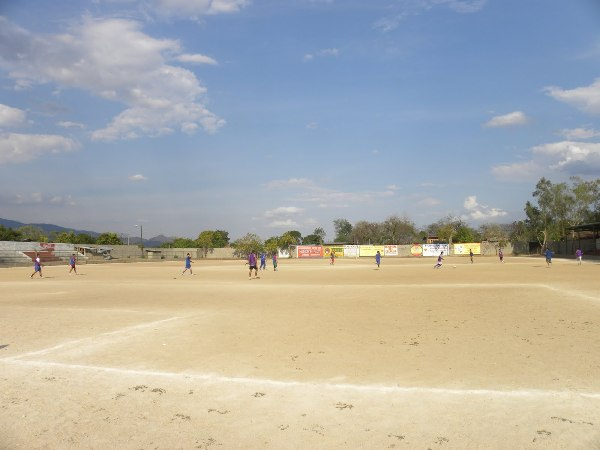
295 243 482 258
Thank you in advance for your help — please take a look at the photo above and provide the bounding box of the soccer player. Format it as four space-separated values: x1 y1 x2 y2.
545 248 553 267
272 252 278 271
575 248 583 265
434 251 444 269
68 253 78 275
182 253 193 275
248 250 258 279
330 250 335 265
375 250 381 269
30 252 43 278
469 249 474 264
498 248 504 263
259 252 267 270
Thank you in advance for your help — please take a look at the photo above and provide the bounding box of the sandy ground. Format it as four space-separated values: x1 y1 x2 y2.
1 255 599 449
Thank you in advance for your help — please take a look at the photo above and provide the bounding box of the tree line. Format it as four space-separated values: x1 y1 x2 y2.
2 177 598 254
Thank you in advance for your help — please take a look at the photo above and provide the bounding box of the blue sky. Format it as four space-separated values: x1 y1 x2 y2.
1 0 600 241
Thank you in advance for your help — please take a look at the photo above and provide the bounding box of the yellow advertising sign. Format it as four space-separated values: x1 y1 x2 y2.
359 245 385 257
453 243 481 255
323 246 344 258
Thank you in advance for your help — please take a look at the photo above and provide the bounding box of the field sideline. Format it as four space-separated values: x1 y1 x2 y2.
1 256 599 449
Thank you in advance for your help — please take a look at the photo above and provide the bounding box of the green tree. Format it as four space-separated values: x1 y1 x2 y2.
479 223 509 248
313 227 326 243
333 218 353 243
74 233 96 244
382 215 417 244
570 176 600 224
231 233 264 258
212 230 230 248
170 237 197 248
0 225 22 241
197 230 216 257
264 236 280 256
96 232 123 245
432 215 463 246
52 231 77 243
18 225 47 242
302 234 321 245
454 224 478 243
351 220 382 244
278 231 301 255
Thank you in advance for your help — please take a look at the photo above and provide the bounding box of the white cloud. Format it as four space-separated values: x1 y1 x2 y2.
57 121 85 129
463 195 507 221
417 196 441 207
306 122 318 129
268 219 300 228
0 133 80 164
374 0 486 32
544 78 600 115
129 174 148 181
303 48 339 62
49 195 76 206
264 178 313 189
0 17 225 142
533 141 600 173
492 141 600 181
264 206 304 218
0 104 26 129
484 111 529 128
144 0 249 19
557 127 600 140
491 160 542 181
176 53 218 65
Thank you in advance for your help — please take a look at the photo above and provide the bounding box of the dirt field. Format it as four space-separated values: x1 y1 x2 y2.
1 255 599 449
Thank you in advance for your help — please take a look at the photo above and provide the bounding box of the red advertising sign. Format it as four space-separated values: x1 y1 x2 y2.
297 245 324 258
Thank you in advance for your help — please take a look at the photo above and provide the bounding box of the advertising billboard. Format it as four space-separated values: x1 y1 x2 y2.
344 245 359 257
296 245 323 258
383 245 398 256
453 243 481 255
422 243 449 257
324 246 344 258
359 245 385 257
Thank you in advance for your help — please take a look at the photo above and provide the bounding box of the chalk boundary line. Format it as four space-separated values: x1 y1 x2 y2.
2 284 599 400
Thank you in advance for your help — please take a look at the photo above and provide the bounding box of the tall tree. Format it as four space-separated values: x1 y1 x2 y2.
0 225 23 241
231 233 264 258
333 218 353 243
313 227 326 244
96 232 123 245
382 215 417 244
212 230 230 248
351 220 383 244
18 225 47 242
197 231 216 257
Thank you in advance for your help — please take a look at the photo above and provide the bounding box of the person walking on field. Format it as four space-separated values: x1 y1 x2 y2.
434 251 444 269
375 250 381 269
248 250 259 279
182 253 193 275
469 249 474 264
330 250 335 265
30 252 43 278
259 252 267 271
545 248 553 267
498 248 504 263
69 253 78 275
272 252 278 271
575 248 583 265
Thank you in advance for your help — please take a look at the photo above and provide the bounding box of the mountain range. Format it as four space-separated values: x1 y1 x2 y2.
0 218 173 247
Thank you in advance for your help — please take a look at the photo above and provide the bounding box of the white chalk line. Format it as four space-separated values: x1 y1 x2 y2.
3 357 600 400
2 316 184 362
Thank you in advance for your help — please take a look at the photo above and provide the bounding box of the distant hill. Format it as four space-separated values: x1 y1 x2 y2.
0 218 174 246
0 218 100 237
